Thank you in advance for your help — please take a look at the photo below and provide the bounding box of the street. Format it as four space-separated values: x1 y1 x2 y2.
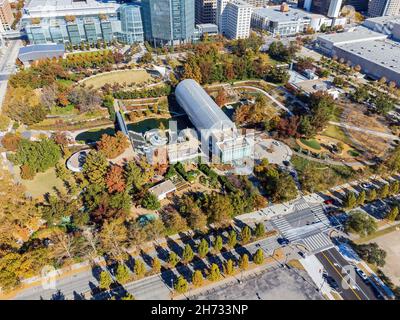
316 248 379 300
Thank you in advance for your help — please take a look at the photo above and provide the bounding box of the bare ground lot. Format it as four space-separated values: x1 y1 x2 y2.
373 230 400 286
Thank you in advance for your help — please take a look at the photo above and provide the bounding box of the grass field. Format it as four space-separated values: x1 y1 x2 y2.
299 138 321 150
21 167 66 199
321 124 353 145
82 69 152 89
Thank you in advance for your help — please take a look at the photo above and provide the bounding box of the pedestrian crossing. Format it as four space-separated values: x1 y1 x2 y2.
271 217 292 236
294 200 310 211
300 233 334 254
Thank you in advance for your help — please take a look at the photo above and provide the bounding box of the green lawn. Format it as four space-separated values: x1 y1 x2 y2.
21 167 66 199
321 124 353 145
300 138 321 150
348 149 360 157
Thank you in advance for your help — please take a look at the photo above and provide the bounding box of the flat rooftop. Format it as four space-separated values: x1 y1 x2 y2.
317 27 387 45
23 0 120 19
253 5 325 22
336 38 400 72
364 15 400 26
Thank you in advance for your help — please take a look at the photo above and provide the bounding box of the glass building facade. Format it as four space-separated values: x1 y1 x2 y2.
141 0 195 46
22 3 144 45
117 4 144 44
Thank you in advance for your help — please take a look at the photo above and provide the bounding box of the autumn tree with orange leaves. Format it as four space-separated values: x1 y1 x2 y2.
105 165 126 193
97 131 129 159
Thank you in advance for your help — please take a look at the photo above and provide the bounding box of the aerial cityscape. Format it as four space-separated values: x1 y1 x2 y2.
1 0 400 303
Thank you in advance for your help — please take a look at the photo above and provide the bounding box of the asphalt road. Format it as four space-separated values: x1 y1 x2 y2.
316 248 379 300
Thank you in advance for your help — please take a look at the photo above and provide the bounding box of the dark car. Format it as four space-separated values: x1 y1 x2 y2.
323 274 340 291
277 237 290 245
283 160 290 167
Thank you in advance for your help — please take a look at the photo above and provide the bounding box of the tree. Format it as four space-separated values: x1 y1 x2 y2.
215 88 228 107
386 206 399 221
384 146 400 173
273 173 298 202
345 211 377 237
151 257 162 274
354 243 386 267
253 249 264 265
379 184 389 199
174 276 188 294
141 192 160 210
14 138 61 177
224 259 235 276
99 219 127 262
350 86 369 103
82 150 108 188
239 254 249 271
125 159 154 192
192 270 204 287
213 235 223 253
208 193 234 226
168 252 179 268
1 133 21 152
134 259 146 278
97 132 129 159
115 263 131 284
99 271 113 290
389 181 400 195
186 205 207 232
197 239 209 259
367 189 377 202
105 165 126 194
121 293 135 300
227 230 237 249
254 223 265 238
3 86 46 125
343 192 357 209
240 226 252 244
182 244 194 264
68 87 102 112
357 190 366 206
207 263 221 282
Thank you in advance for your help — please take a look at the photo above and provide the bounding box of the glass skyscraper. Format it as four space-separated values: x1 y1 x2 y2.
141 0 195 46
117 4 144 44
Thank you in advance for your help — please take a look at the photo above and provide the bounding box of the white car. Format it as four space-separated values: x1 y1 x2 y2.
355 267 369 281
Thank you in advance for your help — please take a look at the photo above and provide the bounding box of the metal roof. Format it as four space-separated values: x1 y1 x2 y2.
18 44 65 62
175 79 235 132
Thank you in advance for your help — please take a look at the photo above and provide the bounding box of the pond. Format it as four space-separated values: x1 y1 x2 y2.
75 115 192 143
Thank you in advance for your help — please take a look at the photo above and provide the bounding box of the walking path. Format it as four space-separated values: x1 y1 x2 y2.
329 121 398 140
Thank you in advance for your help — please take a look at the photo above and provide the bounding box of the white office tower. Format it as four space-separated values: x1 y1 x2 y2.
328 0 343 18
219 0 252 39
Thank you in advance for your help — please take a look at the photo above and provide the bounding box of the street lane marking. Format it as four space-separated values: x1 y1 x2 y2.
320 251 362 300
324 249 371 300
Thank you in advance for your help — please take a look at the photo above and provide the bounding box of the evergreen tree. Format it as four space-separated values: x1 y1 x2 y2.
253 249 264 265
240 226 252 244
239 254 249 271
213 235 223 253
174 276 188 294
99 271 113 290
255 223 265 238
182 244 194 264
227 230 237 249
192 270 204 287
168 252 179 268
197 239 209 259
207 263 221 282
115 264 131 284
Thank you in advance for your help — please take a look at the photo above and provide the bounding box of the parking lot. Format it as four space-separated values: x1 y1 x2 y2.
190 266 323 300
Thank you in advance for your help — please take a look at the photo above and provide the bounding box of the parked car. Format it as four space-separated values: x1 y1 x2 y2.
277 237 290 245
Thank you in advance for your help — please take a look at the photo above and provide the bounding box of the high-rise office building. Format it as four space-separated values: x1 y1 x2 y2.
298 0 343 17
368 0 400 17
244 0 268 7
0 0 14 31
118 4 144 44
195 0 217 24
216 0 229 33
142 0 195 46
221 0 252 39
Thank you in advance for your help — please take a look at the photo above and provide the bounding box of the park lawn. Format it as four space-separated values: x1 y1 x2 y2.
300 138 321 150
56 78 75 87
21 167 66 199
82 69 152 89
321 124 353 145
